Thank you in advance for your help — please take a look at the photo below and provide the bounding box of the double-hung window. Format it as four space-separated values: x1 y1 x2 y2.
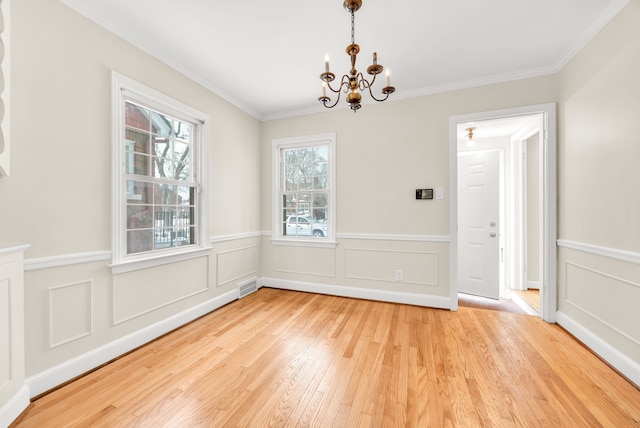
111 72 210 273
272 133 336 246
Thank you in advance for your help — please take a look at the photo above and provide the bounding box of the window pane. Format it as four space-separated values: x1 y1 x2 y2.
174 121 191 141
127 205 153 229
174 141 190 161
127 180 153 203
125 128 150 154
151 111 172 138
127 230 153 254
313 146 328 161
154 184 177 205
152 137 171 158
177 186 192 205
174 161 190 181
125 102 150 131
176 226 194 246
125 153 151 176
153 156 173 178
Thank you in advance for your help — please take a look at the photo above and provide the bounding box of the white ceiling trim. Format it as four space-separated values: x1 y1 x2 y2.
58 0 631 123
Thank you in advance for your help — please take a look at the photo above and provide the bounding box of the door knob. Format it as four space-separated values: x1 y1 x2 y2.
490 232 497 238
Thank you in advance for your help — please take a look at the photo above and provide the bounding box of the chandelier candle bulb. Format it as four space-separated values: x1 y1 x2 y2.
386 69 390 86
373 52 377 65
325 54 330 72
322 82 327 97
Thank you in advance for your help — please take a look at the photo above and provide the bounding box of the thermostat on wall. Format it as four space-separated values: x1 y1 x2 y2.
415 189 433 200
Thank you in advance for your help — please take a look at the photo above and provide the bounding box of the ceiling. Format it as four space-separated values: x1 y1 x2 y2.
59 0 628 121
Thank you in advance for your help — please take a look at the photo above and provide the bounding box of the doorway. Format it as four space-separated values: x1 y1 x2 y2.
449 104 557 323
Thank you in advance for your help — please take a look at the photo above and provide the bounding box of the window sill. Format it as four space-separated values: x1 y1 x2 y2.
110 246 212 274
271 238 337 249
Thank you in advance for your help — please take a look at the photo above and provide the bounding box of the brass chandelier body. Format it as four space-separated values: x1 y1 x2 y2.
318 0 395 112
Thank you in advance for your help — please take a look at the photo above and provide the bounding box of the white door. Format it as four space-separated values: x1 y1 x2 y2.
458 150 501 299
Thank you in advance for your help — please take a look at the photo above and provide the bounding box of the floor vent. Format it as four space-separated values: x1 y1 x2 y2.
238 278 258 298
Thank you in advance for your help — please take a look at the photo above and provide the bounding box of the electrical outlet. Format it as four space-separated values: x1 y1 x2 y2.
395 269 404 281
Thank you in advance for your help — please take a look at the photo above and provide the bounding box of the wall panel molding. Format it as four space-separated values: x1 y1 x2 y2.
564 261 640 346
216 245 259 287
344 248 440 287
48 280 94 348
558 239 640 265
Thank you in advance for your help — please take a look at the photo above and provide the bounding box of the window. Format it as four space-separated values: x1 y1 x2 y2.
111 72 210 273
272 133 336 246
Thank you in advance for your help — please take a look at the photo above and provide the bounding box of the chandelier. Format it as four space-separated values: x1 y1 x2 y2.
318 0 395 112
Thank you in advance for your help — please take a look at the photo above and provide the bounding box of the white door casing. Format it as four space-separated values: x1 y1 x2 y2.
458 150 501 299
449 103 557 323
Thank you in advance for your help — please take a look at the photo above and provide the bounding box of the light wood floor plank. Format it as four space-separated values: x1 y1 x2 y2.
11 288 640 427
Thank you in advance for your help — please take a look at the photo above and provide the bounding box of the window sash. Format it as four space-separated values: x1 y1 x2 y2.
111 72 211 272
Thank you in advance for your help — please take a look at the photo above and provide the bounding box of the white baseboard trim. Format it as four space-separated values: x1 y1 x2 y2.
526 281 541 290
26 289 238 398
0 385 30 428
556 311 640 388
260 277 452 310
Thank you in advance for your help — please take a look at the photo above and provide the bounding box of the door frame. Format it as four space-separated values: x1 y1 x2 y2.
449 103 557 323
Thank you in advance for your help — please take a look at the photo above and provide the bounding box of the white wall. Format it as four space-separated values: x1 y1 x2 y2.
556 1 640 383
0 0 262 396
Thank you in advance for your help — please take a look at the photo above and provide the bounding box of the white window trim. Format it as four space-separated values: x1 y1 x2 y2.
272 132 337 248
110 72 211 274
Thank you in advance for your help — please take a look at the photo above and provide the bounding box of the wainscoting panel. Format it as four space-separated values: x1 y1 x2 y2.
0 278 9 386
113 256 209 325
48 280 93 348
216 245 259 287
565 262 640 345
273 246 336 278
345 248 439 287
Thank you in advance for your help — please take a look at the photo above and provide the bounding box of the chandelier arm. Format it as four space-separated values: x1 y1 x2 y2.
320 88 344 109
366 84 392 102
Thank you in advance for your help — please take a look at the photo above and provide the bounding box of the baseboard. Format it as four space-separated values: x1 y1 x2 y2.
557 311 640 388
26 289 238 398
0 385 30 428
527 281 541 290
260 277 452 309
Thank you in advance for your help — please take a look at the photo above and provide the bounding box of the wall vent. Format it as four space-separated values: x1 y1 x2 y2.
238 278 258 298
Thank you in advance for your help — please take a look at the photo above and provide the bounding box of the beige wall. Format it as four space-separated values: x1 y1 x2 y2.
0 0 261 393
557 1 640 367
260 78 555 303
2 0 639 401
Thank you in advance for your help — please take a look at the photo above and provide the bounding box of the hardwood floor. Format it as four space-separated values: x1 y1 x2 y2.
12 288 640 427
511 289 541 313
